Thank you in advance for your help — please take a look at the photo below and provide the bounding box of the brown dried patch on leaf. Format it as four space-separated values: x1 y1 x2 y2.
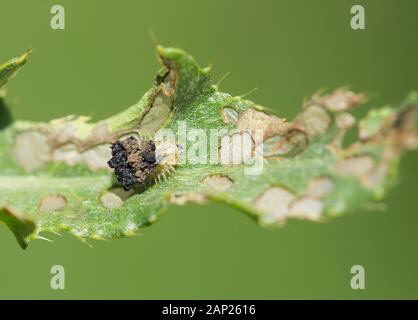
12 131 51 171
222 107 239 125
317 89 365 112
296 104 332 137
47 117 116 151
288 197 323 221
52 143 82 165
48 124 76 146
336 112 356 130
358 106 418 150
391 107 418 150
82 144 112 171
169 192 207 205
160 69 177 97
334 155 375 177
90 123 112 144
263 129 308 158
263 135 286 157
219 131 254 165
109 187 135 201
332 112 357 147
47 115 92 147
0 205 36 249
254 187 296 224
306 177 335 198
156 53 178 97
100 188 134 209
238 108 289 144
361 164 389 189
203 175 233 192
38 195 67 212
284 129 309 156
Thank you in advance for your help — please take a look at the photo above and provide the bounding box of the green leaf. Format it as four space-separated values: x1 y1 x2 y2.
0 50 31 129
0 49 31 90
0 206 35 249
0 47 417 249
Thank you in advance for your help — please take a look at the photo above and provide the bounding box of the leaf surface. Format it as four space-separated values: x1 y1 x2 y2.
0 47 417 248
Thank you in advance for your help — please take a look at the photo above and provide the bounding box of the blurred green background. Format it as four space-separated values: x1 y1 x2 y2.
1 0 418 299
